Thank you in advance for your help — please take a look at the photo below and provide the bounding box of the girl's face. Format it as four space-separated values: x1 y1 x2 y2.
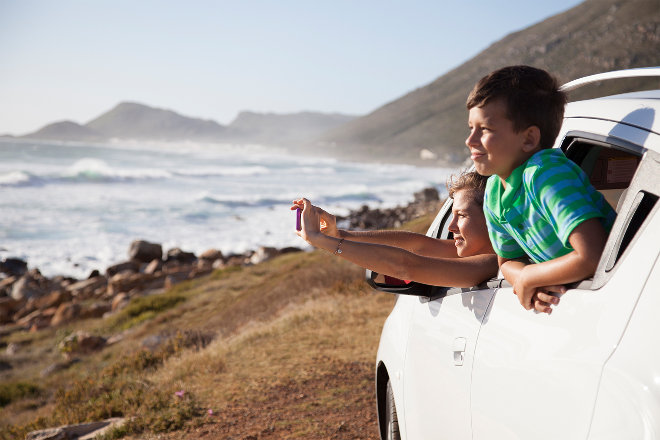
447 189 493 257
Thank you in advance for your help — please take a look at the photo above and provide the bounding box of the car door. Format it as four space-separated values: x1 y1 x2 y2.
378 197 497 440
470 132 660 439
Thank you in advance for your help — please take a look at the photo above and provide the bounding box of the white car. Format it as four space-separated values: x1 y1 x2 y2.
371 67 660 440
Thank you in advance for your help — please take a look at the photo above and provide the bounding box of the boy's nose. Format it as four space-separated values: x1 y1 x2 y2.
465 129 479 148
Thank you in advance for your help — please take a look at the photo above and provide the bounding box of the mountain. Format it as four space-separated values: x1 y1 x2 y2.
21 102 357 146
317 0 660 165
226 111 356 144
25 120 102 142
85 102 227 141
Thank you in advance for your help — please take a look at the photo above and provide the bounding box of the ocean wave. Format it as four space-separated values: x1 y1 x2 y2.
197 192 284 208
175 165 271 178
62 158 172 182
0 171 42 187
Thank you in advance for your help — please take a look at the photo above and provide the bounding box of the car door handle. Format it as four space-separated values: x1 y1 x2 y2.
453 337 467 366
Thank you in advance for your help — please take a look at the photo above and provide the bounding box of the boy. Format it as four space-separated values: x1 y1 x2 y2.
465 65 616 314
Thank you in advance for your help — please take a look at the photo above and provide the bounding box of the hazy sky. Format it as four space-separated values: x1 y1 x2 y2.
0 0 583 135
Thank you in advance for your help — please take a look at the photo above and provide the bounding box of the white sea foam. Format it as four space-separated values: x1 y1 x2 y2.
63 158 172 181
0 171 34 186
0 140 453 278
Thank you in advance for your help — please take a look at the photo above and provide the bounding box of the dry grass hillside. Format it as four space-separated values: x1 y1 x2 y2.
0 215 434 440
317 0 660 164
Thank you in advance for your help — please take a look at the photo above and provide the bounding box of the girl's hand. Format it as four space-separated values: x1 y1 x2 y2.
291 198 339 238
291 198 322 244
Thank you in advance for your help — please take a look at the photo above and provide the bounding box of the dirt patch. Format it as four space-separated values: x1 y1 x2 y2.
140 358 379 440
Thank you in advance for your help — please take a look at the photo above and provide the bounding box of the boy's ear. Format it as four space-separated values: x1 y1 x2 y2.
521 126 541 153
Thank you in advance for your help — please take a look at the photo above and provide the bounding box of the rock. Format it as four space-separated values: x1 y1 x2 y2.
249 246 279 265
0 276 17 296
17 308 55 329
279 246 303 255
29 290 72 311
111 292 130 312
108 272 163 295
58 331 106 356
51 302 81 327
25 419 126 440
413 187 440 204
0 296 19 323
10 269 52 301
106 260 140 277
79 302 111 319
41 358 79 377
87 269 100 278
144 258 162 275
129 240 162 263
166 248 197 264
6 342 20 355
25 427 67 440
0 257 28 278
0 360 11 371
141 333 168 351
200 248 223 262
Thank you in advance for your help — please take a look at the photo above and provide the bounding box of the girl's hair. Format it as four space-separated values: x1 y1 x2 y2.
447 170 488 205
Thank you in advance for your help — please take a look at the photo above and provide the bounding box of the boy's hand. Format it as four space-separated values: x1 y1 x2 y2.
532 285 565 314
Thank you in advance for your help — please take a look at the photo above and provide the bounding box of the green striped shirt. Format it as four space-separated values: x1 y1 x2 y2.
484 148 616 263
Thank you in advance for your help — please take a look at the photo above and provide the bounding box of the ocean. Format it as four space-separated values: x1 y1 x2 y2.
0 139 453 278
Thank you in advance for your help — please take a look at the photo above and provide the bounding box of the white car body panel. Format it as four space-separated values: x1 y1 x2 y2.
374 72 660 440
403 290 493 440
471 206 658 439
588 249 660 440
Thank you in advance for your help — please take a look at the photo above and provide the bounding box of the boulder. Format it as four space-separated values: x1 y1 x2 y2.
17 308 56 329
144 258 162 275
6 342 20 355
108 272 161 295
200 248 224 262
10 269 51 301
29 290 72 311
0 297 19 323
66 276 107 298
129 240 162 263
58 331 106 356
0 276 17 296
0 257 27 278
249 246 279 265
279 246 303 255
106 260 140 277
166 248 197 264
51 302 81 327
413 187 440 204
111 292 130 312
25 428 66 440
79 302 111 319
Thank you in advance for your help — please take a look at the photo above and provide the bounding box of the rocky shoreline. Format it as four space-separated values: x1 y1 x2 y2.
0 187 442 336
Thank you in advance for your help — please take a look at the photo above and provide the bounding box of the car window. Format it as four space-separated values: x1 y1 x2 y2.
561 135 660 289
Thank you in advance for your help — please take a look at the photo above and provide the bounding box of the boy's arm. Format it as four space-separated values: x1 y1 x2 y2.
501 218 608 310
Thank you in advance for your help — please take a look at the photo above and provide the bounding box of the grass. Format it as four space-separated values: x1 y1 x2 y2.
0 213 434 439
0 382 40 407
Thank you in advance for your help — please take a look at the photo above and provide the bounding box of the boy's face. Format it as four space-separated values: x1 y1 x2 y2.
466 98 537 180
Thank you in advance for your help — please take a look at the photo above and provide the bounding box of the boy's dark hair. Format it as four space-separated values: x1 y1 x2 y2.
466 65 567 148
447 170 488 205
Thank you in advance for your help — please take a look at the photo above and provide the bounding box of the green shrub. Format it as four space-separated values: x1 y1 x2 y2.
106 294 186 331
0 381 40 407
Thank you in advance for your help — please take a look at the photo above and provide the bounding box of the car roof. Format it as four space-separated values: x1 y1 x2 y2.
565 90 660 140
